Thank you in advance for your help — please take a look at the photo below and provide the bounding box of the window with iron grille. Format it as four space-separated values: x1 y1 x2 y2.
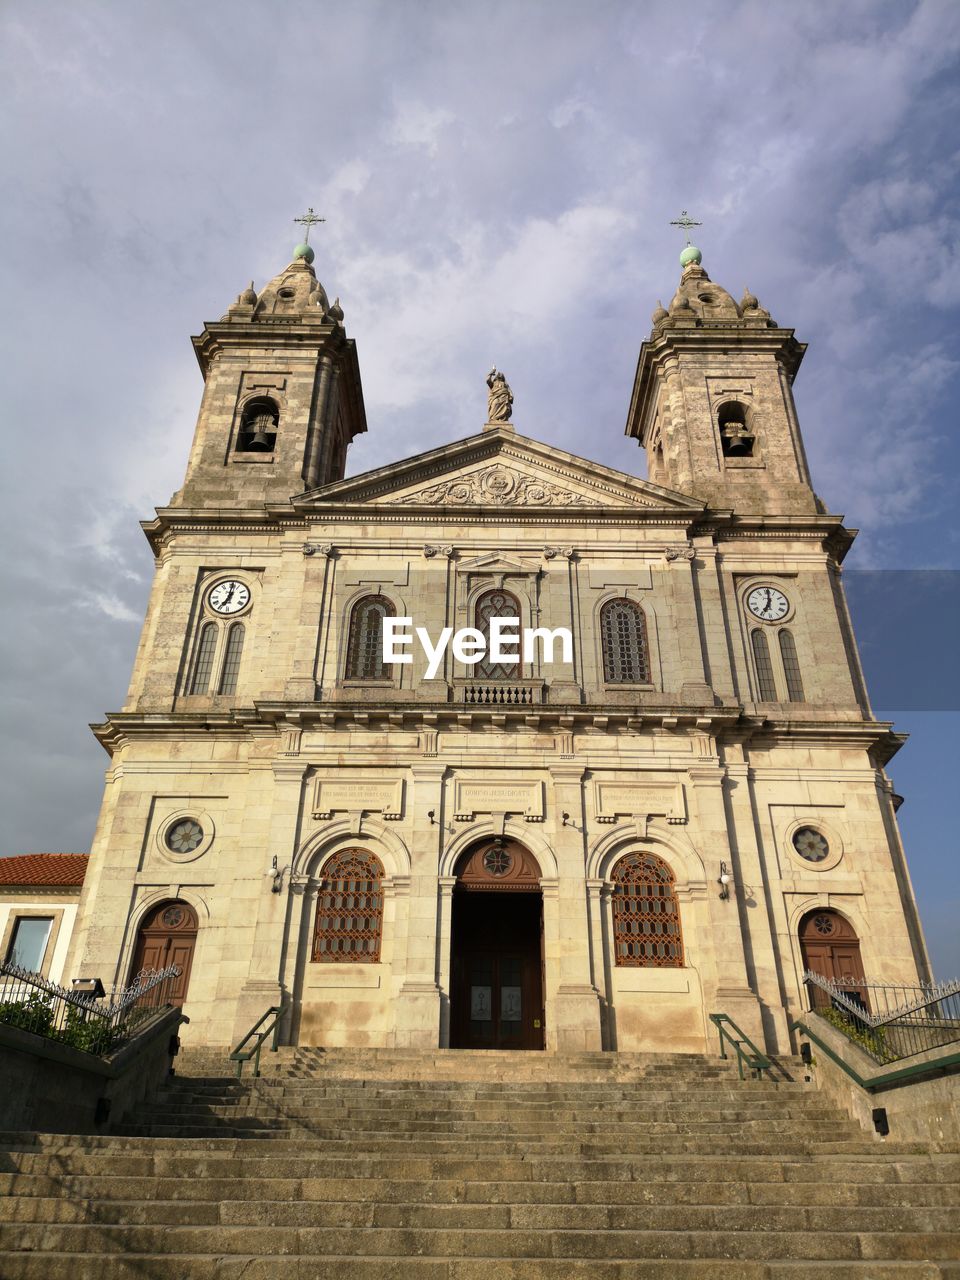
600 598 649 683
345 595 393 680
611 853 684 967
312 850 384 962
778 629 805 702
751 628 777 700
217 623 245 695
190 622 218 694
474 588 522 679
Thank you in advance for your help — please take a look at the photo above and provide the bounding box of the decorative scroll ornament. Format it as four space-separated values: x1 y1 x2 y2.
398 465 601 508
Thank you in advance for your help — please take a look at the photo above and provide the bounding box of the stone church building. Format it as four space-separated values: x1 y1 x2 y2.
65 236 932 1057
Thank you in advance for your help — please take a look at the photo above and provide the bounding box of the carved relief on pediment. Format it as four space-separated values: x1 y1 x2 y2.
395 465 602 508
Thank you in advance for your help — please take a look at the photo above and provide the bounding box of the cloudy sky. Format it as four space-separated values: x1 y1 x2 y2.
1 0 958 974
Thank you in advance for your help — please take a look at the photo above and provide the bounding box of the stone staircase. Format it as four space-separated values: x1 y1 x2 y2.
0 1047 958 1278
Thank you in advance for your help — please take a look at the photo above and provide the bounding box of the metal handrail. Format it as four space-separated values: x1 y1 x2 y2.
0 961 182 1057
229 1003 286 1078
802 971 960 1066
709 1012 772 1080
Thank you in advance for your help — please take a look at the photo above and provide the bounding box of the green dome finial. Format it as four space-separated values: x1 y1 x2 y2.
293 242 315 264
680 243 702 268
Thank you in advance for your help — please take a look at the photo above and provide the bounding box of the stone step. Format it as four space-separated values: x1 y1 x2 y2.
4 1221 960 1261
4 1172 959 1208
2 1193 959 1234
5 1148 957 1184
0 1254 954 1280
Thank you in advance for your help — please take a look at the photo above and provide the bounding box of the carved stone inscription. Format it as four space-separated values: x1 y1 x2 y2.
454 779 544 822
313 778 403 820
593 780 686 825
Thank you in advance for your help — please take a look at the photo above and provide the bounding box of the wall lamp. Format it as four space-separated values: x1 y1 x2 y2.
428 809 436 825
562 812 570 827
268 855 291 894
717 862 732 900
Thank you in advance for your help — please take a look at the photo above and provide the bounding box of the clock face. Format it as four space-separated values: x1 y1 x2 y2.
208 579 250 615
747 586 789 622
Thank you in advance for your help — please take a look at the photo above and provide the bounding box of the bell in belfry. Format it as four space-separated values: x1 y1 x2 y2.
245 410 276 451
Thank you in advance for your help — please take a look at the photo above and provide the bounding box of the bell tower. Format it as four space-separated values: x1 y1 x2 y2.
172 229 366 508
625 242 822 515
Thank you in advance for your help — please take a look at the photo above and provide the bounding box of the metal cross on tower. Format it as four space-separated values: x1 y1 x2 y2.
293 207 326 244
669 209 702 245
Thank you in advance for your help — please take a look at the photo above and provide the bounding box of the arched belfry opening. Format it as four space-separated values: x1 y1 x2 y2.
450 837 544 1050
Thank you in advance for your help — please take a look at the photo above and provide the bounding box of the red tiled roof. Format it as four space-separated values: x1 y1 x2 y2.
0 854 89 886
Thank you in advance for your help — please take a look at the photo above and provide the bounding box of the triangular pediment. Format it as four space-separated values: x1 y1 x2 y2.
297 429 703 513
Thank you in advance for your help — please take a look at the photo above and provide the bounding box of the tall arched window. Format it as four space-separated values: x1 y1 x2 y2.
751 629 777 700
778 629 805 702
345 595 394 680
611 852 684 968
600 598 649 683
190 623 218 694
312 849 385 963
474 588 522 679
217 623 245 695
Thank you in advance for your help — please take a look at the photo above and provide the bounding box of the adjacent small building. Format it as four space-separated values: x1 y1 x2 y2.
0 855 88 986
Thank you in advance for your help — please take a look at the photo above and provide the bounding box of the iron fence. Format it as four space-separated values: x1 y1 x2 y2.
803 970 960 1065
0 962 182 1057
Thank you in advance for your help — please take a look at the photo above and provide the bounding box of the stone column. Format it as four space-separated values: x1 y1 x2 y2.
586 877 614 1050
687 762 765 1047
722 750 792 1053
436 875 458 1046
285 543 333 701
230 758 309 1046
548 766 602 1052
393 763 447 1047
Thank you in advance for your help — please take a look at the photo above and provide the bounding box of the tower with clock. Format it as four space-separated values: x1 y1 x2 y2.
65 223 932 1059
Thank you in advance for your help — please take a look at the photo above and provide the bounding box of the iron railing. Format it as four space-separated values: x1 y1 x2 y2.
230 1003 286 1078
708 1012 772 1080
0 962 182 1057
803 971 960 1066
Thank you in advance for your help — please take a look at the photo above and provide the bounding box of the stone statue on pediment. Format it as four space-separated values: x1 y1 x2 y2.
486 367 513 423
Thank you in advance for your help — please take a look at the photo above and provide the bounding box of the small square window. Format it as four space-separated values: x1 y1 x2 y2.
6 917 53 972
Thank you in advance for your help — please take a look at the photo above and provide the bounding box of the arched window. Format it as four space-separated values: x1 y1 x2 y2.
600 598 649 683
312 849 384 963
237 397 279 453
345 595 394 680
474 588 522 679
751 629 777 700
611 852 684 968
217 623 245 695
778 629 805 702
190 622 218 694
717 400 755 458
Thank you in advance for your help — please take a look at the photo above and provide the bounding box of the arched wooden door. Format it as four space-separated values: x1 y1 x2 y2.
800 909 867 1008
450 839 544 1050
130 900 198 1007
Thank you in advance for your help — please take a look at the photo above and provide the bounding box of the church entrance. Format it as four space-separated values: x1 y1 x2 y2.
800 908 868 1010
130 900 197 1007
450 839 544 1050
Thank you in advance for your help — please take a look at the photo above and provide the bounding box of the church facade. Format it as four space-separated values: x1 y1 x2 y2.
65 237 932 1056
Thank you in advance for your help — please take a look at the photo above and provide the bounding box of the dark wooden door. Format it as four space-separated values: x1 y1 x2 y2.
800 909 867 1009
451 891 544 1050
131 900 198 1007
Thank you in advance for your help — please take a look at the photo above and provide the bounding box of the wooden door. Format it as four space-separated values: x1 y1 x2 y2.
131 900 198 1007
451 891 544 1050
800 909 867 1009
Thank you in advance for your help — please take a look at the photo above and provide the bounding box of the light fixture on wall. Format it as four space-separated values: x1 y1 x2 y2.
562 812 570 827
717 862 732 900
268 855 291 894
428 809 436 825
